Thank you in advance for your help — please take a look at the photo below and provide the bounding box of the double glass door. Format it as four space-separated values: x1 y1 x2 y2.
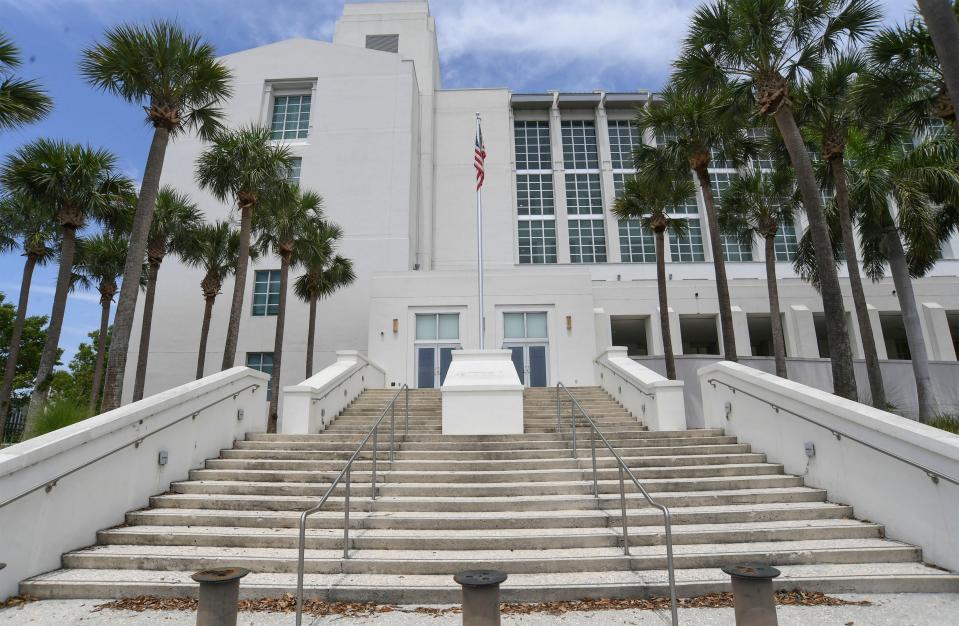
508 344 548 387
416 344 459 388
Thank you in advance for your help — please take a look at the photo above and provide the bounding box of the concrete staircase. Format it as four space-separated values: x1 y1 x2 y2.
21 387 959 601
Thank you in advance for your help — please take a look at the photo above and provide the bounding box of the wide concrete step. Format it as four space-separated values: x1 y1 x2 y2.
59 538 921 575
232 436 739 452
246 429 682 443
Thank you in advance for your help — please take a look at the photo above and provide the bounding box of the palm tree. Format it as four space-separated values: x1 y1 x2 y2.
674 0 882 401
195 124 295 371
0 32 52 131
0 140 132 429
74 233 130 413
254 185 327 432
796 53 887 408
915 1 959 125
294 233 355 379
81 21 233 412
613 166 696 381
0 193 56 438
179 221 242 380
718 169 798 378
637 83 756 361
131 187 202 401
847 131 959 422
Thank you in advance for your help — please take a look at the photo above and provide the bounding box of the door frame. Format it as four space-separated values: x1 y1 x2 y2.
415 343 462 388
505 342 550 387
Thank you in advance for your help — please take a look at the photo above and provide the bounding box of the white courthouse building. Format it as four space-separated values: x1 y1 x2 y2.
125 0 959 413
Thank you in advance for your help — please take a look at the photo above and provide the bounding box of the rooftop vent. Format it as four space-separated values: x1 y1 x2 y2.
365 34 399 53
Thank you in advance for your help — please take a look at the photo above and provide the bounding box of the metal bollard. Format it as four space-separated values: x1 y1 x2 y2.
453 570 507 626
721 564 781 626
191 567 249 626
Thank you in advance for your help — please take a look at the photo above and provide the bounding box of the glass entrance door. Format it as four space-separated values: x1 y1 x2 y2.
503 311 549 387
416 344 458 388
508 344 548 387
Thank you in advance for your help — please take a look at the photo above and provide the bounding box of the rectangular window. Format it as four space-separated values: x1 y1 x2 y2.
516 173 554 216
514 121 552 171
287 157 302 184
670 219 705 262
246 352 274 401
252 270 281 316
612 172 634 199
504 312 548 339
365 34 399 53
561 120 599 169
618 219 656 263
710 172 753 261
270 94 311 140
565 173 603 215
774 219 799 261
747 128 773 170
608 120 640 170
518 219 557 264
415 313 460 341
569 218 607 263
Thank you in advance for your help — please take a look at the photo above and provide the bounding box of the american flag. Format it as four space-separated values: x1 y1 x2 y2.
474 121 486 190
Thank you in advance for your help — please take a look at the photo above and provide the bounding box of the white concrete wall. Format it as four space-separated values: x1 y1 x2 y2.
595 347 685 431
699 361 959 572
0 367 269 599
280 351 386 434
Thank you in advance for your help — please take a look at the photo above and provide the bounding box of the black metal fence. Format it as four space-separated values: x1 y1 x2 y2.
2 407 25 444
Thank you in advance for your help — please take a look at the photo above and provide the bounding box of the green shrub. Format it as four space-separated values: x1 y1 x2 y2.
26 398 90 439
930 415 959 435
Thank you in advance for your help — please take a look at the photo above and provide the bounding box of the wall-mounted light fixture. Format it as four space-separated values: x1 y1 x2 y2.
392 318 399 333
565 315 572 331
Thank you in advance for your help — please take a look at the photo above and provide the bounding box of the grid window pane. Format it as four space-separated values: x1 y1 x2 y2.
710 172 753 261
569 218 607 263
438 314 459 340
608 120 640 170
252 270 281 316
415 314 437 340
774 219 799 261
747 128 773 170
618 219 656 263
287 157 302 184
504 313 525 338
518 219 557 264
561 120 599 170
516 174 554 216
271 94 311 140
670 219 705 262
525 312 547 338
514 121 551 171
246 352 274 400
709 146 734 169
613 173 634 200
565 173 603 215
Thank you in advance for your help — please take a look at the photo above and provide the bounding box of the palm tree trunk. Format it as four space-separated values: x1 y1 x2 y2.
883 226 937 422
267 254 290 433
100 125 171 412
88 293 112 414
764 235 788 379
655 229 676 380
917 0 959 127
222 203 253 370
306 296 317 379
196 294 216 380
772 107 857 400
695 167 737 361
831 156 886 408
25 226 78 431
132 259 161 401
0 253 38 440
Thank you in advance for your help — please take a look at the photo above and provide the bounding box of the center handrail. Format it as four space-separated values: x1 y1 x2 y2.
556 382 678 625
294 384 409 626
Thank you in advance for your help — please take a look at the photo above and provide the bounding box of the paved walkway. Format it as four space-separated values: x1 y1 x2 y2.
1 594 958 625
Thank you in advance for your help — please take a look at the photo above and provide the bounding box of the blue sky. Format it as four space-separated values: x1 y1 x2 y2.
0 0 917 365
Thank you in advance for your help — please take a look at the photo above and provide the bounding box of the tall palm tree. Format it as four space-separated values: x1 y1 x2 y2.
915 0 959 125
796 53 887 408
613 167 696 381
131 187 202 401
718 169 798 378
0 140 132 429
294 233 355 379
0 193 56 438
179 221 243 380
81 21 233 412
74 233 130 413
254 186 327 432
0 32 52 131
674 0 882 401
195 124 294 371
637 83 756 361
847 132 959 422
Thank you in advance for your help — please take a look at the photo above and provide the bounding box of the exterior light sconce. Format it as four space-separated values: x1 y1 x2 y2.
565 315 572 331
392 318 399 334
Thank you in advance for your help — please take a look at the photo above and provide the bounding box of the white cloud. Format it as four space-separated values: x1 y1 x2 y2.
0 282 102 305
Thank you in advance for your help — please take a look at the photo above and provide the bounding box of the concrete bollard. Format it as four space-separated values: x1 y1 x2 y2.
721 564 781 626
191 567 249 626
453 570 508 626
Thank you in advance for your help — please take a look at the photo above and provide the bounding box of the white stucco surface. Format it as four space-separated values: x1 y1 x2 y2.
441 350 523 435
595 347 686 431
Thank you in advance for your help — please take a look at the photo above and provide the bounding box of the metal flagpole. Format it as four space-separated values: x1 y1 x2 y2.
475 112 485 349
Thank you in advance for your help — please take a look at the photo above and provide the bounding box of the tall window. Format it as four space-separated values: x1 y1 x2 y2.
246 352 274 400
607 120 639 170
609 121 650 263
710 172 753 261
287 157 302 184
619 219 656 262
515 121 556 264
774 219 799 261
252 270 281 316
270 94 311 140
562 120 606 262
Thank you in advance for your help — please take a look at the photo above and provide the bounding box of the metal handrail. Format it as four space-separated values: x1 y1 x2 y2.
555 382 678 625
707 378 959 487
295 384 410 626
594 359 655 399
0 382 261 510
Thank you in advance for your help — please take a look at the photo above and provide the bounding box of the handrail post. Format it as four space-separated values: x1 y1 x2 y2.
390 401 396 466
555 384 561 434
590 425 598 498
343 467 352 559
663 509 678 624
404 385 410 437
371 426 378 501
619 464 630 556
295 513 307 626
570 399 577 459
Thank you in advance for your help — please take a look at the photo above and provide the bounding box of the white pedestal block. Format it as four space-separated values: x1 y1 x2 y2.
441 350 524 435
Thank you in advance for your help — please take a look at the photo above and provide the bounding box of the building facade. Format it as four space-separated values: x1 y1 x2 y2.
126 0 959 407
